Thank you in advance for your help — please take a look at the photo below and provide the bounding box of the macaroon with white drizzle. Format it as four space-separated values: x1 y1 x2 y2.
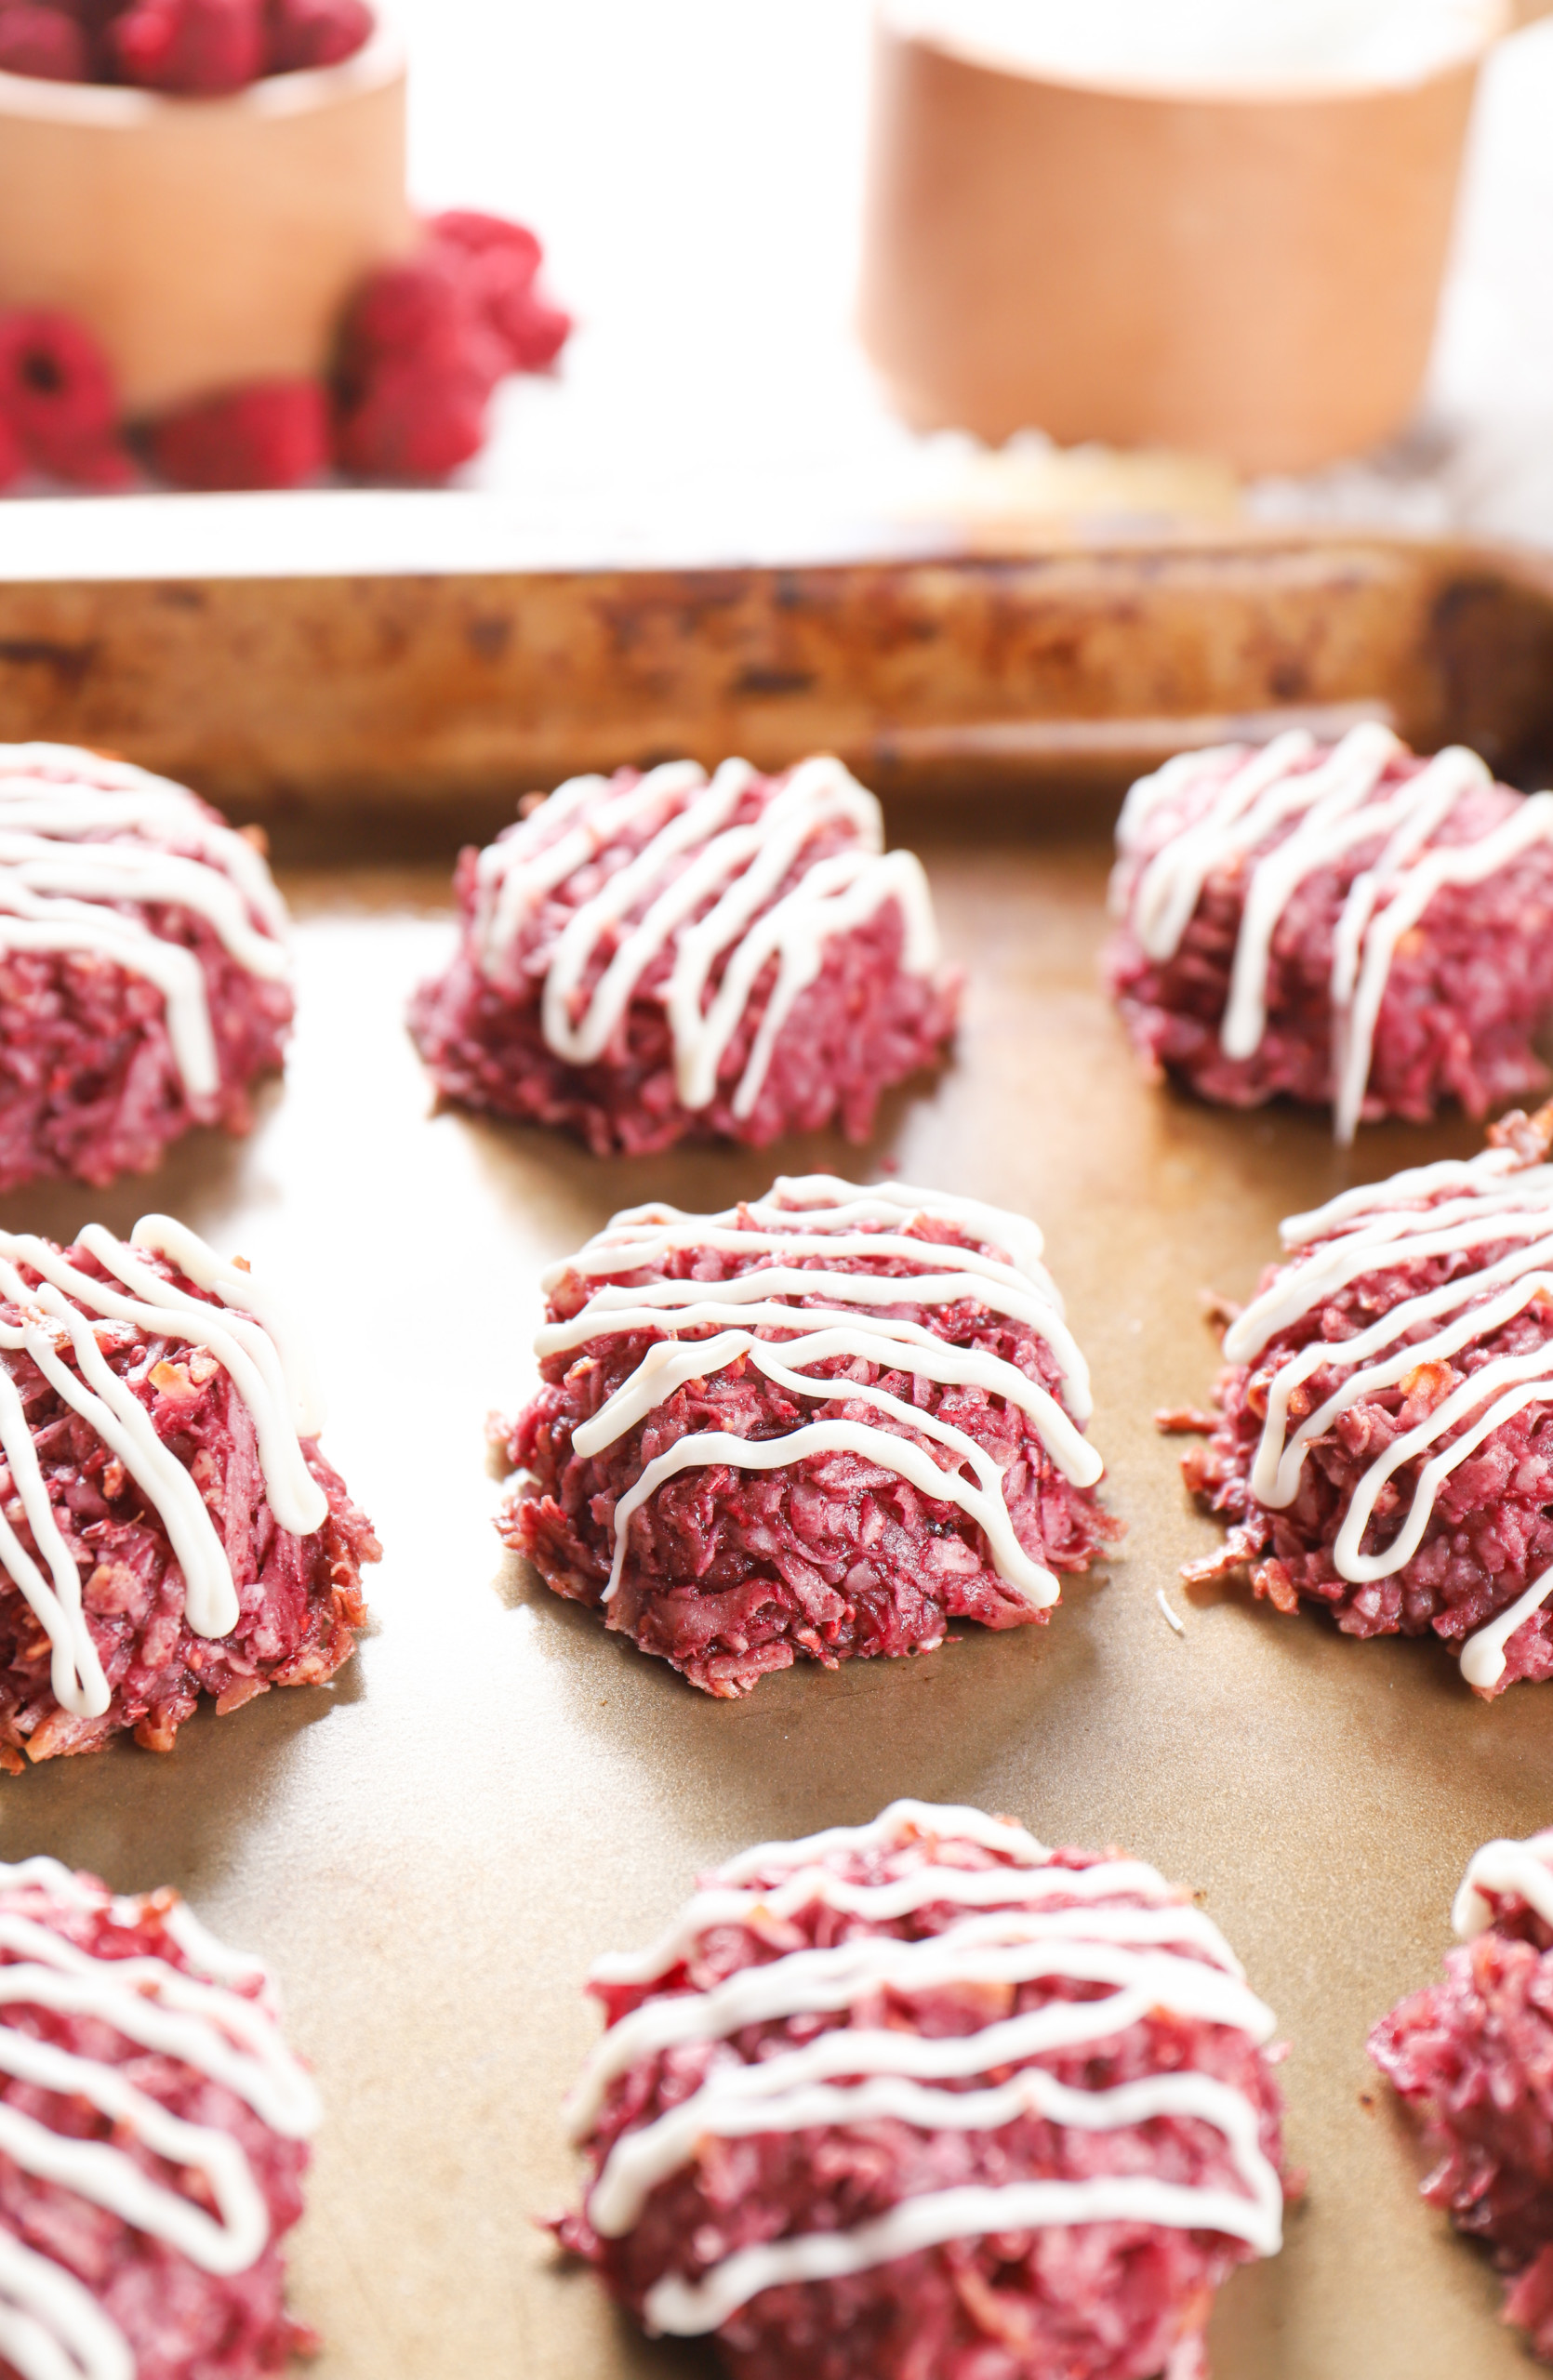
0 1855 320 2380
0 745 296 1190
1108 722 1553 1145
498 1177 1118 1697
1370 1821 1553 2356
1173 1104 1553 1695
560 1800 1286 2371
0 1210 378 1767
409 756 962 1156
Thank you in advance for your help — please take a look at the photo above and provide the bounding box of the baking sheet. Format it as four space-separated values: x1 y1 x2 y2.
0 831 1547 2380
6 531 1553 841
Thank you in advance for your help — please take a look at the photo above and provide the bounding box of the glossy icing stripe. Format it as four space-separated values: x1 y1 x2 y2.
544 1183 1100 1614
563 1173 1055 1295
1113 722 1553 1144
0 912 219 1096
602 2066 1278 2246
0 747 287 935
1333 791 1553 1144
0 747 290 1102
0 1926 320 2135
572 1324 1098 1487
1226 1141 1553 1681
573 1806 1280 2334
1248 1247 1553 1508
588 1854 1215 1989
548 1175 1088 1414
0 1221 328 1717
474 761 704 963
0 2225 134 2380
1223 1192 1553 1359
588 2037 1267 2237
471 757 941 1117
0 2030 270 2274
567 1911 1273 2136
604 1416 1061 1608
712 1799 1050 1881
1453 1827 1553 1937
0 837 286 979
1278 1146 1532 1245
1460 1567 1553 1691
644 2172 1280 2335
0 1858 320 2380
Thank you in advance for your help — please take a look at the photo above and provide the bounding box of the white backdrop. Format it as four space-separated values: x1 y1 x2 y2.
4 0 1553 568
395 0 1553 544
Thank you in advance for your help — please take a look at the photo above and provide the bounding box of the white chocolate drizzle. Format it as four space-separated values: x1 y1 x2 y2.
471 757 942 1119
1112 722 1553 1144
1452 1826 1553 1939
0 1856 319 2380
0 1215 329 1722
568 1801 1281 2336
539 1177 1102 1615
1459 1567 1553 1690
0 746 290 1104
1221 1144 1553 1686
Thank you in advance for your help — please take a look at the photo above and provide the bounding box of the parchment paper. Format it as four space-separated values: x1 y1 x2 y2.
0 834 1543 2380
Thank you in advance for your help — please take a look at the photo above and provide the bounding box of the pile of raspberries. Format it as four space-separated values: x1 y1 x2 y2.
0 212 570 490
0 0 374 92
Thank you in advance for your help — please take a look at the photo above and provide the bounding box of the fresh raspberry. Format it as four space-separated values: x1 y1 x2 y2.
146 378 327 489
50 0 121 80
0 406 20 490
112 0 264 92
266 0 371 73
0 3 88 78
340 253 505 389
431 209 543 287
429 210 572 375
48 433 134 489
332 357 487 480
0 310 132 487
489 287 571 372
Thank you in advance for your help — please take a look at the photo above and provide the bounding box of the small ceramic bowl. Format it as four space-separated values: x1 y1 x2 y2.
858 1 1522 471
0 23 416 416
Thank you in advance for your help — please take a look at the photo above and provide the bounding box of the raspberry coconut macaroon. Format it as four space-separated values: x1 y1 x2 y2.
1169 1104 1553 1693
0 743 295 1190
1370 1825 1553 2361
497 1174 1119 1698
0 1853 321 2380
0 1209 378 1766
408 754 962 1155
558 1798 1288 2380
1107 721 1553 1144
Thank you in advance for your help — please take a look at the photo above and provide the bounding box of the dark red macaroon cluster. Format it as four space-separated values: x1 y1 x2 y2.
1166 1113 1553 1691
1107 750 1553 1128
0 0 372 93
498 1205 1117 1697
0 1862 315 2380
561 1822 1286 2380
410 767 961 1158
1370 1866 1553 2362
0 1236 379 1767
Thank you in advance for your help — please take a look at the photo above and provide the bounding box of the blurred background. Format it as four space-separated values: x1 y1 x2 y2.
4 0 1553 561
401 0 1553 552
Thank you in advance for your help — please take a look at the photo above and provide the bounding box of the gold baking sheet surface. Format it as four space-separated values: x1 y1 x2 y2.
2 834 1547 2380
